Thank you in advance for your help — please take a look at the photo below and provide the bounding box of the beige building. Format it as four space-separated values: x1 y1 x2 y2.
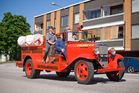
34 0 139 57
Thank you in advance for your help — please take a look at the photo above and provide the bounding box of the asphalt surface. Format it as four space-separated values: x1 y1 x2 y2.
0 63 139 93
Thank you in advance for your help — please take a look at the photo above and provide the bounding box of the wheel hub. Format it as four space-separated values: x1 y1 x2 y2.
76 62 88 81
26 62 32 77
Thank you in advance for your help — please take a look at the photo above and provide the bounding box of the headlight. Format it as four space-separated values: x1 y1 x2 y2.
94 48 100 55
109 48 116 55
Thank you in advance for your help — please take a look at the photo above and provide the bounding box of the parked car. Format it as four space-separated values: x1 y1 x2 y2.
123 57 139 73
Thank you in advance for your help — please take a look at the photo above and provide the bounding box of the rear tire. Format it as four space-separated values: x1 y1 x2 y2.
56 70 70 77
127 66 135 73
25 59 40 79
74 60 94 84
106 61 125 81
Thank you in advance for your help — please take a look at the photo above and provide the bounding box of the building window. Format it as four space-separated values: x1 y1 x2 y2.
83 26 123 41
54 20 56 27
61 15 68 27
103 6 110 16
47 21 50 28
35 24 43 32
41 23 43 29
91 26 123 40
87 29 101 40
74 13 80 24
110 4 123 15
84 9 101 19
132 0 139 12
118 26 124 39
91 9 101 19
132 25 139 39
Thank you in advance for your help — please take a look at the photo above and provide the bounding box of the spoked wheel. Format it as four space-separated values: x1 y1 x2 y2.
25 61 32 77
74 60 94 84
56 70 71 77
127 66 135 73
106 61 125 81
25 59 40 79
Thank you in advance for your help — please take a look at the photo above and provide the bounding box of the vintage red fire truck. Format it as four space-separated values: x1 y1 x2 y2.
16 31 125 84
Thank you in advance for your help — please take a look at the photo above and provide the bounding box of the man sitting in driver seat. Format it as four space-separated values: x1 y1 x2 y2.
70 33 78 41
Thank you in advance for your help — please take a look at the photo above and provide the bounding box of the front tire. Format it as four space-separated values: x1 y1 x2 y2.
25 59 40 79
74 60 94 84
106 61 125 81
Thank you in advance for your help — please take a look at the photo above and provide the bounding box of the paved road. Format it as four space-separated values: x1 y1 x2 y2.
0 63 139 93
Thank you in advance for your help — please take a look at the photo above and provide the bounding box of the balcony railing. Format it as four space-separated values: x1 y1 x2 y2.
83 13 124 27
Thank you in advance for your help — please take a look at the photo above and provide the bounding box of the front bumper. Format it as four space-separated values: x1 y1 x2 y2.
97 67 125 73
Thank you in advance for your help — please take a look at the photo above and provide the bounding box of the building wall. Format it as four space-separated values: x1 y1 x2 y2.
124 0 132 51
34 0 125 34
34 0 139 52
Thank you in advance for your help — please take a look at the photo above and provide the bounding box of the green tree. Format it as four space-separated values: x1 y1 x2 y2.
0 12 31 61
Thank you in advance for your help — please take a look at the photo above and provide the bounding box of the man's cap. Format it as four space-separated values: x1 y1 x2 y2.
48 26 55 30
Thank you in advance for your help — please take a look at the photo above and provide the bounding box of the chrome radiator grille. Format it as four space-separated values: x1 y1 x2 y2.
98 45 108 55
97 45 108 67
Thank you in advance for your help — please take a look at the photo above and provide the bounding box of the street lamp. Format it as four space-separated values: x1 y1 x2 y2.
51 2 61 8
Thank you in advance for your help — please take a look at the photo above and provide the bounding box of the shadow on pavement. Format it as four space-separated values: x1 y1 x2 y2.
38 74 77 82
28 74 126 84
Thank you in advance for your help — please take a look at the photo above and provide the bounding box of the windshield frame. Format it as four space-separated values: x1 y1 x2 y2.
66 31 96 42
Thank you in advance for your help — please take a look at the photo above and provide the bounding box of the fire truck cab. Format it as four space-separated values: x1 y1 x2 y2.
16 31 125 84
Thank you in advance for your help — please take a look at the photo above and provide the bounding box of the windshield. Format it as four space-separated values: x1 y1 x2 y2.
67 31 96 42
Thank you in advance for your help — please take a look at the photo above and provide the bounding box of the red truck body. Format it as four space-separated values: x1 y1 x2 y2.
16 32 125 84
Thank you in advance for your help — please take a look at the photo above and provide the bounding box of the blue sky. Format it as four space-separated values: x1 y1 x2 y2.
0 0 84 33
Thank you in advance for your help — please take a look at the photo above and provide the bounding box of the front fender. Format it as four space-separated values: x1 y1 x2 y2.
108 54 124 69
